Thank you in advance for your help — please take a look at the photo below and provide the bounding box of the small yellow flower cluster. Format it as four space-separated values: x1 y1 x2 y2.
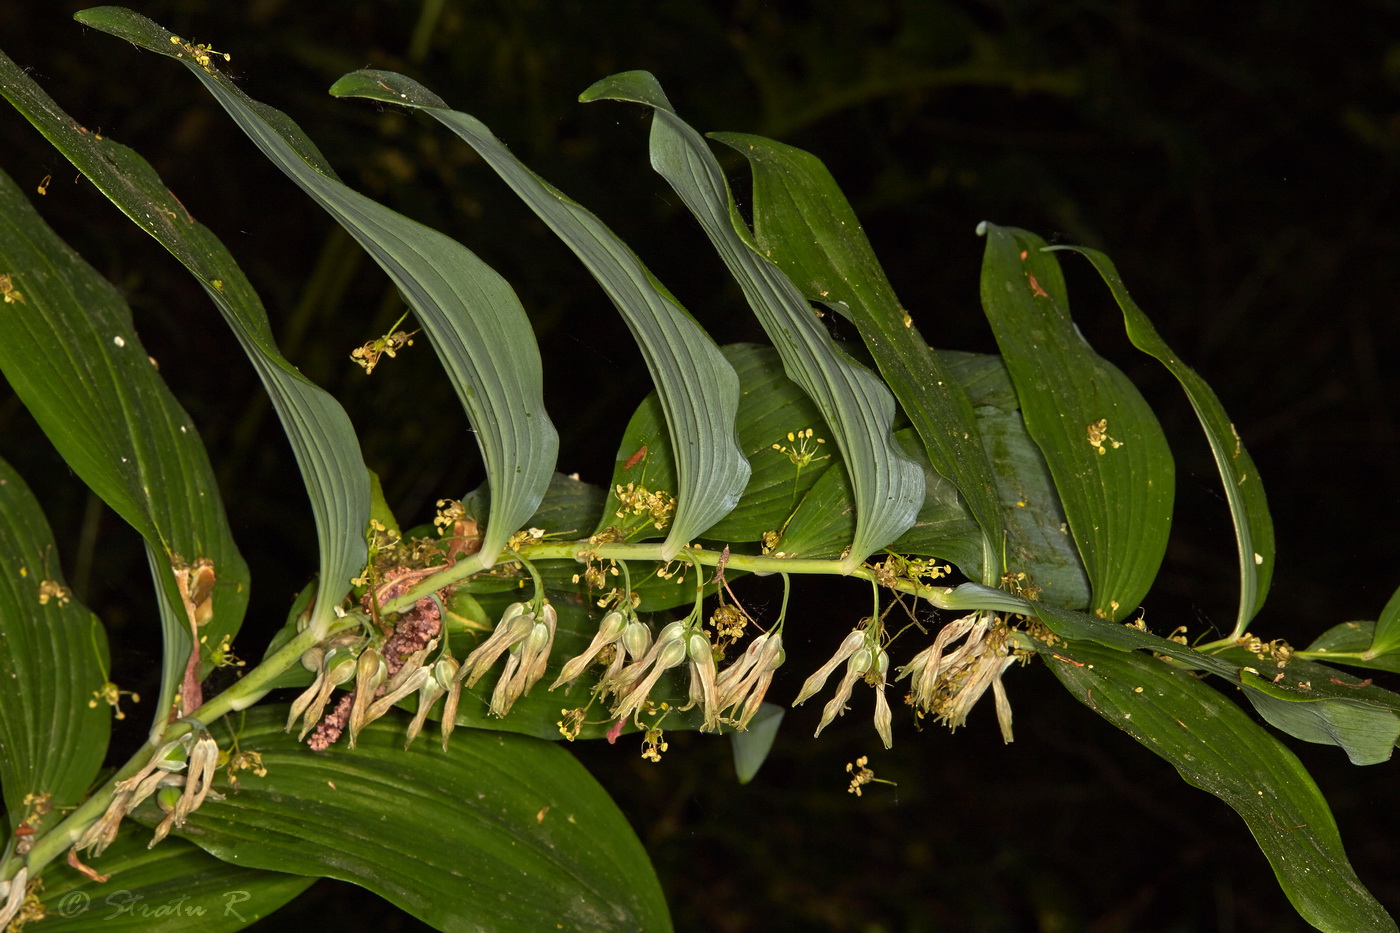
771 428 829 469
168 35 231 72
1086 418 1123 455
36 579 70 607
613 482 676 532
90 681 140 720
0 272 24 304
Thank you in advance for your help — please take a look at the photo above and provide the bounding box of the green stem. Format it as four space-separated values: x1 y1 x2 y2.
9 614 361 883
376 539 1030 618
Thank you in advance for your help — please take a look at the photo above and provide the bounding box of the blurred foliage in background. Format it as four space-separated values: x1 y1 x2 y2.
2 1 1397 929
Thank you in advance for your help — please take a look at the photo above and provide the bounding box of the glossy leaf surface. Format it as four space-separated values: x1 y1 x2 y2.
0 458 110 822
0 160 249 716
1044 641 1395 933
978 223 1173 619
0 45 361 638
145 707 672 932
38 828 311 932
1051 245 1275 634
713 131 1004 580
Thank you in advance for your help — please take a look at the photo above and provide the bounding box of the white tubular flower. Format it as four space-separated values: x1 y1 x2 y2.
289 643 359 740
489 603 557 717
551 609 627 691
716 630 784 730
347 647 387 749
814 647 874 738
407 655 457 749
610 621 688 724
897 611 1018 742
459 602 535 688
871 651 893 750
682 630 721 732
793 629 867 707
0 868 28 930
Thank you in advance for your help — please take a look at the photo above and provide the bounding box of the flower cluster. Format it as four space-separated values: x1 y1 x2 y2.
793 626 893 748
76 731 222 858
897 611 1018 742
455 600 558 718
549 608 785 747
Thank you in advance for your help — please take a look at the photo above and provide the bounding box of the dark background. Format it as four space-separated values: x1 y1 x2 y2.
2 1 1399 930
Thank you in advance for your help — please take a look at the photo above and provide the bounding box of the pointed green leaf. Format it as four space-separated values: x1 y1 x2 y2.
0 47 362 640
144 706 672 932
977 223 1173 619
1303 621 1400 675
37 827 311 932
331 70 748 561
0 458 110 822
582 71 924 573
1044 642 1396 933
1034 603 1400 765
0 162 249 717
1049 245 1274 634
75 7 557 568
1368 583 1400 660
712 131 1004 581
731 703 783 784
1240 688 1398 766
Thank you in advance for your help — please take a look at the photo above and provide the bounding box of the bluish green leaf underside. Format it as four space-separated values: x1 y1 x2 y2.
583 71 924 573
76 6 556 569
331 69 749 561
0 41 360 639
712 131 1004 582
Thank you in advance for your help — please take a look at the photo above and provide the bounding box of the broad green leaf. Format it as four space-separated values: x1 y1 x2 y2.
142 706 672 932
0 458 110 823
602 343 834 547
713 132 1005 582
75 7 557 568
1050 245 1275 634
1034 603 1400 765
1212 646 1400 766
331 70 749 562
977 223 1173 619
1303 621 1400 675
38 826 311 932
978 410 1090 609
1368 583 1400 660
583 71 924 573
731 703 783 785
0 162 249 719
0 47 362 641
1043 641 1396 933
1241 688 1397 766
